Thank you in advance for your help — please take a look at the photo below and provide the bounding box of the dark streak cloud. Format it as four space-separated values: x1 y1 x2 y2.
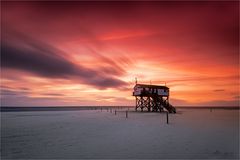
1 31 127 89
233 95 239 100
42 93 64 96
19 87 30 91
2 44 77 78
213 89 225 92
1 89 28 96
1 89 18 96
0 90 66 106
196 100 239 106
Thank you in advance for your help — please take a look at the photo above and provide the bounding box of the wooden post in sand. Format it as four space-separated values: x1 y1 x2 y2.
126 110 128 118
166 112 169 124
101 107 102 112
115 110 117 115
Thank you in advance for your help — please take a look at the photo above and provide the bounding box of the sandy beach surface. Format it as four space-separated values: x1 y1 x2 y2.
1 108 239 159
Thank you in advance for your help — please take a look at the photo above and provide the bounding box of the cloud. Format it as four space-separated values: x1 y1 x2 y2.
233 95 239 100
0 93 66 107
196 100 239 106
1 89 19 96
166 75 238 84
41 93 65 96
0 89 29 97
2 31 127 89
2 44 77 78
213 89 225 92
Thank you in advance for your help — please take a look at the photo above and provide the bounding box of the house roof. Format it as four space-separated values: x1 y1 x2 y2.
134 84 169 89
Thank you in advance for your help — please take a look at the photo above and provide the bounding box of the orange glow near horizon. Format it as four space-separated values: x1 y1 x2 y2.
1 1 239 106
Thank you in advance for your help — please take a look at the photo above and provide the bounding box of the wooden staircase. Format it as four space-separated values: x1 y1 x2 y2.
157 97 176 113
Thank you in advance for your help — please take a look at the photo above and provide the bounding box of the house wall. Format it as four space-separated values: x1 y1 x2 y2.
133 86 169 96
133 86 143 96
157 89 169 96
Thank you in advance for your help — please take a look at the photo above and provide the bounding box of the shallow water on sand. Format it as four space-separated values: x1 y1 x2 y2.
1 108 239 159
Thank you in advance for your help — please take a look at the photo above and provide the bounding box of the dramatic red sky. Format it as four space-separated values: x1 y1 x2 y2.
1 1 239 106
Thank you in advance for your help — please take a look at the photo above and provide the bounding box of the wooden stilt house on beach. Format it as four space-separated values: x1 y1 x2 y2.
133 84 176 113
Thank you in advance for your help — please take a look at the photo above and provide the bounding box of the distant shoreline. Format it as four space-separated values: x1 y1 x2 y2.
1 106 239 112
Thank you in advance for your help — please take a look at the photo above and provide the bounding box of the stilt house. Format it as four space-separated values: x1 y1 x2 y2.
133 84 176 113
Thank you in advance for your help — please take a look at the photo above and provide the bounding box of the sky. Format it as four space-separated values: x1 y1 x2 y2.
1 1 239 106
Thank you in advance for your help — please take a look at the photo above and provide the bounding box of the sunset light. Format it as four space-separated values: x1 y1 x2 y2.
1 1 239 106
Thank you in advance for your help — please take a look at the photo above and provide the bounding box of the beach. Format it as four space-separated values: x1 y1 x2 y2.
1 108 239 159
